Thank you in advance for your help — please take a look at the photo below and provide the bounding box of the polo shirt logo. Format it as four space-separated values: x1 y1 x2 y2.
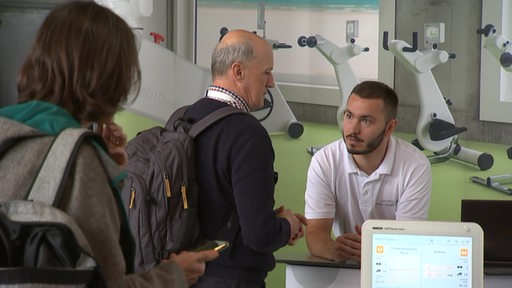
376 199 397 207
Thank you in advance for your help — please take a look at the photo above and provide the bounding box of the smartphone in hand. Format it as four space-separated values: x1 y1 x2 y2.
193 240 229 252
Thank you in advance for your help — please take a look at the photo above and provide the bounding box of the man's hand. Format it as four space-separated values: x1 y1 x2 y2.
333 224 362 262
275 205 307 245
166 250 219 287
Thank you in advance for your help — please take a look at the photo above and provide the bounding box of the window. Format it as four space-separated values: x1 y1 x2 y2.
196 0 382 92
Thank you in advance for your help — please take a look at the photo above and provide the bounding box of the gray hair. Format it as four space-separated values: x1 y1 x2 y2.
211 38 255 79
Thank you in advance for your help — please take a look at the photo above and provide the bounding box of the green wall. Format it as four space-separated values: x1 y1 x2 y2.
115 110 512 287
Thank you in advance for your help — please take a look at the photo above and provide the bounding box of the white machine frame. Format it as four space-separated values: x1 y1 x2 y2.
298 20 369 128
298 21 369 155
478 24 512 72
383 27 494 170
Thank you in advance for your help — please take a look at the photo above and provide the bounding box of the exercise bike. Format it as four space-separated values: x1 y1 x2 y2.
298 20 369 154
470 25 512 193
298 20 369 128
477 24 512 72
383 23 493 170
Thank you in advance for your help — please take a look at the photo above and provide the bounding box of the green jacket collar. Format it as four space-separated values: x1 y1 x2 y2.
0 100 80 135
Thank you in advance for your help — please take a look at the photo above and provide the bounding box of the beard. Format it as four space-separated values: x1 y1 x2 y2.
343 127 387 155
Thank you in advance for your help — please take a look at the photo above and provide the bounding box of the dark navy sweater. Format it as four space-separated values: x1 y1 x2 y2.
185 98 290 284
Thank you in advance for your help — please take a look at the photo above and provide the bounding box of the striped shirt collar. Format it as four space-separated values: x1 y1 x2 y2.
204 85 250 112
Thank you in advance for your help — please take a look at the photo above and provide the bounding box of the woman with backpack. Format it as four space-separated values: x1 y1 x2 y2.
0 1 217 287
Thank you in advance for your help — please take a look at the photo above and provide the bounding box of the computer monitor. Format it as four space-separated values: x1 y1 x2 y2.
361 219 484 288
461 199 512 274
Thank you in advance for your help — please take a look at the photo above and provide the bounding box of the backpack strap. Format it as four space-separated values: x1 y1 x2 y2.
188 107 246 252
188 106 248 137
27 128 135 275
27 128 99 205
166 105 247 137
4 128 105 286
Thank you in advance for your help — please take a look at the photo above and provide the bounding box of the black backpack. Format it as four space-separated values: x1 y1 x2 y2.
0 128 104 287
122 105 246 272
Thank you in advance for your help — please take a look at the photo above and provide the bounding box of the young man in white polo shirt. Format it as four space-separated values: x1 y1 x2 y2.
304 80 432 262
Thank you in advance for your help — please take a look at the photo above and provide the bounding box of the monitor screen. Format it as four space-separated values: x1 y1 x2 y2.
361 219 483 288
370 233 472 288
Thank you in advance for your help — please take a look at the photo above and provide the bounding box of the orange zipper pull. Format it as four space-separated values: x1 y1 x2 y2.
181 184 188 209
129 186 136 209
165 174 171 197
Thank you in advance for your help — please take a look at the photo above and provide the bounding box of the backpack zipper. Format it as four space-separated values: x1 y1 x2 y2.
181 184 188 209
174 141 189 210
164 174 171 197
129 186 136 208
155 150 172 199
126 173 145 211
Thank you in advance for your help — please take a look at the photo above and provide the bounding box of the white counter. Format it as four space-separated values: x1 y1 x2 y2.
276 252 512 288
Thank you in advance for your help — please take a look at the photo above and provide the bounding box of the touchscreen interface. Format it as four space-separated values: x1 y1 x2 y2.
371 234 472 288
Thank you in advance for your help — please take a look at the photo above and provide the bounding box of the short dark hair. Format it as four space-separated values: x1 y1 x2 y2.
17 1 141 124
349 80 399 121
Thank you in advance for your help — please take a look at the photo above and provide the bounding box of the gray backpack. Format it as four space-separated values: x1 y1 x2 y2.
122 105 246 272
0 128 103 287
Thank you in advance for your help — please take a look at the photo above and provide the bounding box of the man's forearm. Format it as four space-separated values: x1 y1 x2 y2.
306 234 337 261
